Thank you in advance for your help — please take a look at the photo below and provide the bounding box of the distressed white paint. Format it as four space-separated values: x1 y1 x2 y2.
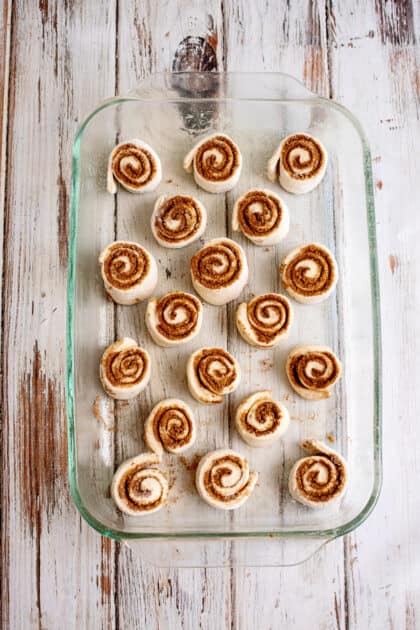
1 0 419 628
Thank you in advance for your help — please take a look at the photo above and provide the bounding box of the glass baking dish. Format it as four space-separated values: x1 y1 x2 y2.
66 72 382 566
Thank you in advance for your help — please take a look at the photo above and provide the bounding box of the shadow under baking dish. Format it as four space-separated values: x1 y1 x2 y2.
66 72 382 552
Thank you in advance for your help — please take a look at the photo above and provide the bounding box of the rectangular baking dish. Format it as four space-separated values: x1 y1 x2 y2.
67 72 382 566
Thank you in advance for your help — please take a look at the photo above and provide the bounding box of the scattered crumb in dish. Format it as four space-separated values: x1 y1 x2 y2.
93 395 115 431
260 358 273 371
327 433 335 443
116 400 129 409
180 453 201 472
291 411 318 422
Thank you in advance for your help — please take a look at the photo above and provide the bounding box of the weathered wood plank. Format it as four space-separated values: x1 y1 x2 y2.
222 2 346 629
0 0 11 418
328 1 420 628
114 3 233 630
1 1 118 628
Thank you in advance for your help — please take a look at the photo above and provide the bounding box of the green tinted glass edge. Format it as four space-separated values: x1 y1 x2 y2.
66 74 382 542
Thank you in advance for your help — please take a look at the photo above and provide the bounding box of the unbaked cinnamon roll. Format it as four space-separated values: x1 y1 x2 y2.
286 344 342 400
288 440 347 508
99 241 158 305
190 237 248 305
187 347 240 404
100 338 151 400
146 291 203 347
236 293 292 348
195 449 258 510
235 391 290 447
151 194 207 248
144 398 196 457
280 243 338 304
183 133 242 193
107 139 162 194
267 133 327 194
232 189 289 245
111 452 169 515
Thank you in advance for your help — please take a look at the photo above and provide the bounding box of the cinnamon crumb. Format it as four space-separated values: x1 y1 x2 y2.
260 358 273 371
92 395 115 430
291 411 318 422
264 247 270 252
327 433 335 443
93 395 102 421
117 400 129 409
168 477 176 491
389 254 399 275
166 178 174 184
180 453 201 472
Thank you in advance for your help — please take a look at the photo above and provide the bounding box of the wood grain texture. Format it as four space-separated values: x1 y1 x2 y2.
223 3 345 629
329 1 420 629
1 1 118 628
0 0 419 628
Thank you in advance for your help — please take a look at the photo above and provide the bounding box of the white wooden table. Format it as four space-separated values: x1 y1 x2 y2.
1 1 418 628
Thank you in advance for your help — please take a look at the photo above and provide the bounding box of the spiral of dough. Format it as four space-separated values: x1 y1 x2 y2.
144 399 196 456
99 338 151 400
235 391 290 447
187 347 240 404
288 440 347 508
107 139 162 194
286 344 342 400
267 133 327 194
146 291 203 347
151 194 207 248
99 241 158 304
195 449 258 510
232 189 289 245
280 243 338 304
190 238 248 305
183 133 242 193
236 293 292 348
111 452 169 515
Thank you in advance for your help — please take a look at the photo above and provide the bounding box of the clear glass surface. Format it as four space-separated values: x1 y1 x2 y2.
67 73 382 563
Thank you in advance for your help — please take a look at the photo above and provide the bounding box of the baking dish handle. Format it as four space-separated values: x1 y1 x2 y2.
123 536 334 568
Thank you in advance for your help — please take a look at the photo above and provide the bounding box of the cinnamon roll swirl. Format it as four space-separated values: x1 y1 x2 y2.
286 344 342 400
111 452 169 515
196 449 258 510
190 238 248 305
288 440 347 508
187 347 240 404
183 133 242 193
280 243 338 304
145 291 203 347
144 398 196 457
267 133 327 194
100 338 151 400
99 241 158 305
235 391 290 447
236 293 292 348
151 194 207 248
232 189 290 245
107 139 162 194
